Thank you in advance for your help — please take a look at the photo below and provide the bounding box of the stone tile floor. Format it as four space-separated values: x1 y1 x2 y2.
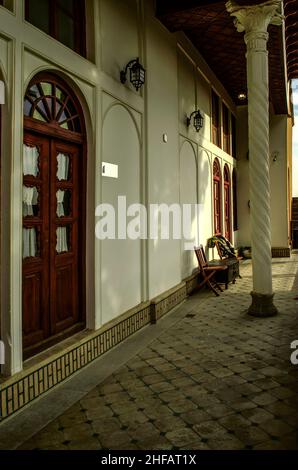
18 257 298 450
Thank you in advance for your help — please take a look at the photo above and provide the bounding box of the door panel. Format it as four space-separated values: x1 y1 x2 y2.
23 132 83 354
23 134 50 348
50 140 80 335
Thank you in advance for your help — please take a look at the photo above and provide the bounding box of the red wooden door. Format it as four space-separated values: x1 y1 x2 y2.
214 179 221 235
224 181 231 241
23 132 83 356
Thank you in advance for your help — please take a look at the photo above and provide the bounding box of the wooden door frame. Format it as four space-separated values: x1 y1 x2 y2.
22 73 87 358
224 164 231 241
213 158 222 235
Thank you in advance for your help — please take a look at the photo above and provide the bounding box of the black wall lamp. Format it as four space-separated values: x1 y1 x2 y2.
186 110 204 132
120 58 145 92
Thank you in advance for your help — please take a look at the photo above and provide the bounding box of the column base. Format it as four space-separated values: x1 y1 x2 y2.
247 291 278 318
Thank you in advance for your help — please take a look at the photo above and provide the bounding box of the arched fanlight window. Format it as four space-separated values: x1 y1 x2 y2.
24 77 81 133
232 169 238 231
213 158 222 235
224 164 231 240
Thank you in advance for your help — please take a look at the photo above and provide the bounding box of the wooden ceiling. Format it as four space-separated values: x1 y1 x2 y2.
285 0 298 80
156 0 297 114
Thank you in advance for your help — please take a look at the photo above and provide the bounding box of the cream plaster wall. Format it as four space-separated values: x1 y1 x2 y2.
237 107 290 249
269 115 289 247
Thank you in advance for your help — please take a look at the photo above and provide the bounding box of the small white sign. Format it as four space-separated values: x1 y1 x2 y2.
0 81 5 105
102 162 118 179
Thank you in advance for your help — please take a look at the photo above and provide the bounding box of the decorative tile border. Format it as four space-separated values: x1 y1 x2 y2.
0 302 152 421
1 278 196 422
185 270 200 295
150 282 187 324
272 247 291 258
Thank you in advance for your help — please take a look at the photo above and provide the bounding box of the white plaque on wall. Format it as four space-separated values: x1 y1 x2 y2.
102 162 118 179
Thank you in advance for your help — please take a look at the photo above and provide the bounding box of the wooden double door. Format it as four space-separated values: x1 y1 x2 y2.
23 131 85 357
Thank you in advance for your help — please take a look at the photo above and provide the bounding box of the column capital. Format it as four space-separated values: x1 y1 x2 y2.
225 0 283 34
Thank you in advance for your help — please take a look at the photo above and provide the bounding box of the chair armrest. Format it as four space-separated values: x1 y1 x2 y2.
205 265 228 271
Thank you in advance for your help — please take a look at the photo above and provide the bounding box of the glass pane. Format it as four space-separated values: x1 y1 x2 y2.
28 84 41 99
23 186 39 217
57 153 70 181
61 121 70 130
40 82 52 96
23 144 39 177
23 227 39 259
56 189 71 217
36 100 48 118
33 108 46 122
24 99 32 116
58 108 70 124
57 10 75 50
56 226 71 253
26 0 50 34
56 87 66 102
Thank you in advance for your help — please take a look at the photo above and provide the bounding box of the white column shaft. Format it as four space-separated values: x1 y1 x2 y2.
246 31 272 294
226 0 283 297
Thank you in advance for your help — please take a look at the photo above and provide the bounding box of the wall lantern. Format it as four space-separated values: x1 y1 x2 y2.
120 58 145 91
186 110 204 132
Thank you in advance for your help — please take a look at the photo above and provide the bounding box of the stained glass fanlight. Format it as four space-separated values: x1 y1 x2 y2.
24 79 81 132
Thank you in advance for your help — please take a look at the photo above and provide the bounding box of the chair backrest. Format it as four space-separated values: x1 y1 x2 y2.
194 245 208 270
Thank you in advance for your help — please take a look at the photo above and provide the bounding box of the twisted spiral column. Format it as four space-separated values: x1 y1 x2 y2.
246 30 273 297
226 0 283 316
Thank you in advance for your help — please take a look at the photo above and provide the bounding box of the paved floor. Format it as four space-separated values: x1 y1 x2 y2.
7 257 298 449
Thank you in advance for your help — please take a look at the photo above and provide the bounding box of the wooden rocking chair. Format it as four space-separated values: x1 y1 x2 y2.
194 245 227 297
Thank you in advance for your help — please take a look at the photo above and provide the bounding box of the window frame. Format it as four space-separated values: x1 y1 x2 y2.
224 164 231 241
213 158 222 235
211 91 221 148
25 0 86 57
222 103 230 155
